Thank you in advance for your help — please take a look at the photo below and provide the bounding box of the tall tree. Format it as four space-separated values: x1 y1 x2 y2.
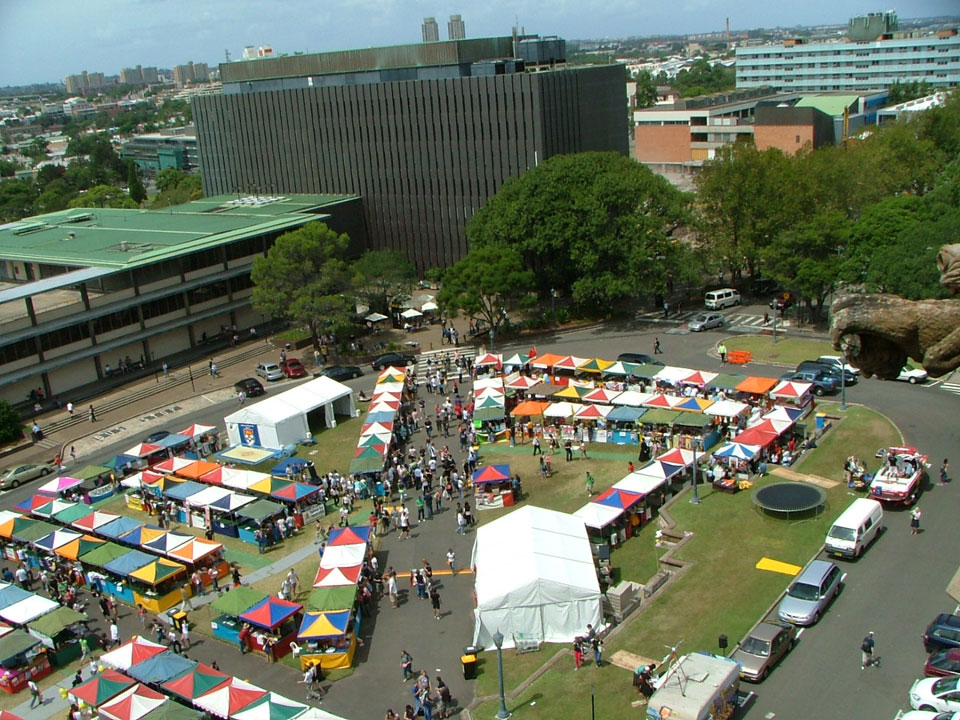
67 185 138 209
127 162 147 205
352 249 417 315
250 222 354 346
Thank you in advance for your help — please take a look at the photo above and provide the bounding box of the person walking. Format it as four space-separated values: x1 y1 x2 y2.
573 637 583 670
446 548 455 575
387 571 399 609
717 342 727 364
28 678 42 708
910 506 922 535
564 439 573 462
654 337 662 354
940 458 950 485
430 587 442 620
532 435 542 456
861 631 876 669
89 404 97 422
585 472 595 496
401 650 414 681
109 620 120 648
456 510 466 535
591 635 603 667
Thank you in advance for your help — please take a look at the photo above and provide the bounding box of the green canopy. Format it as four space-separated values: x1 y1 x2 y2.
137 702 203 720
349 455 385 474
672 413 713 428
72 465 113 482
235 499 285 524
639 409 681 426
27 606 88 638
474 406 505 422
14 520 59 543
306 586 358 612
54 504 97 524
210 587 268 617
631 363 666 378
78 542 130 568
0 630 41 661
706 373 747 390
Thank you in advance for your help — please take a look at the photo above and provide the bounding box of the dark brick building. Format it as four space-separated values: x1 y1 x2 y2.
193 37 627 271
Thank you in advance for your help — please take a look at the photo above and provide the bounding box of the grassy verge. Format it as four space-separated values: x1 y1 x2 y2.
723 336 833 366
468 406 900 718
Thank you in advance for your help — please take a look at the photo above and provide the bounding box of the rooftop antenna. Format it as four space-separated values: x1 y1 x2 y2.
663 640 687 696
225 48 232 63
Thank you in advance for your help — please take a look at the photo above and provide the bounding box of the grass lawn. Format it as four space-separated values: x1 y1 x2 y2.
470 406 901 719
245 415 364 476
724 336 834 366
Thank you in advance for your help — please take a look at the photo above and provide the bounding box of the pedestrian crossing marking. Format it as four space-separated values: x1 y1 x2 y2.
635 310 791 330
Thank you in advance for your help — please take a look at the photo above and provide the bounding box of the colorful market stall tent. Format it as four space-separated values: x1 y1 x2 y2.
25 605 89 666
0 629 52 693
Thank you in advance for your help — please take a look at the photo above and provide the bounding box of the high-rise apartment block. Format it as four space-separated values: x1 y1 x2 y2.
64 70 107 94
173 61 210 87
193 36 626 271
448 14 465 40
422 17 440 42
120 65 160 86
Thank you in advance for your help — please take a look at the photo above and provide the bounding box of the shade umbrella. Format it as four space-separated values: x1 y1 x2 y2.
238 596 302 630
194 677 267 718
327 526 372 545
37 475 84 495
364 312 388 323
312 565 362 588
162 663 230 702
400 308 422 319
33 529 82 552
297 611 351 640
69 668 136 707
126 652 196 685
98 683 168 720
712 442 761 461
55 534 105 560
593 487 644 510
99 637 167 671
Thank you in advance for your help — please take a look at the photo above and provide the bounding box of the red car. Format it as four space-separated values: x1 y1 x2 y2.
926 648 960 677
280 358 307 378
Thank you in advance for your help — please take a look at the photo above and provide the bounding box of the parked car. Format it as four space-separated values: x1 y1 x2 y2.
780 370 838 396
143 430 171 444
898 365 929 384
256 362 284 381
910 676 960 713
817 355 861 378
371 353 416 370
770 291 796 310
0 462 54 490
320 365 364 381
796 360 858 386
900 712 960 720
777 559 843 625
280 358 308 378
688 313 725 332
750 277 781 296
730 621 797 682
616 352 665 366
925 615 960 653
926 649 960 678
234 378 265 397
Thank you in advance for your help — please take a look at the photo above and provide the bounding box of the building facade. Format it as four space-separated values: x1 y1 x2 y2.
0 195 364 405
736 29 960 92
120 128 199 176
422 17 439 43
448 14 466 40
193 37 627 271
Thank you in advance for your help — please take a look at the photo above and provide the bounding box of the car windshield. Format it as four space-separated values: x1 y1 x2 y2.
787 581 820 601
828 526 856 541
693 315 707 322
932 650 960 673
740 636 771 656
932 677 960 694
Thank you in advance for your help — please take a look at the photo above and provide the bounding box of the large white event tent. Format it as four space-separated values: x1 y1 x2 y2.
471 505 602 650
224 376 356 450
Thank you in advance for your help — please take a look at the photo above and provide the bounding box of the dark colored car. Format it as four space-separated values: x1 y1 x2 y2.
143 430 171 444
780 370 838 396
234 378 266 397
796 360 858 386
925 615 960 654
926 648 960 678
731 621 797 682
320 365 364 381
770 291 796 310
371 353 416 370
750 277 781 296
280 358 308 378
616 353 665 367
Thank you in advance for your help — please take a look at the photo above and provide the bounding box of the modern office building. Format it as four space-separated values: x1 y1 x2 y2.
0 194 364 405
422 17 440 42
120 127 199 176
448 15 466 40
736 26 960 92
193 36 627 271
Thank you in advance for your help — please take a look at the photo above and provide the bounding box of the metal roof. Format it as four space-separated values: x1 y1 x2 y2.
0 266 113 304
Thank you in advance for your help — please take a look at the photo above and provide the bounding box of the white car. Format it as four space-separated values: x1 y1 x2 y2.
910 676 960 712
897 365 929 384
256 362 284 381
817 355 860 377
900 712 960 720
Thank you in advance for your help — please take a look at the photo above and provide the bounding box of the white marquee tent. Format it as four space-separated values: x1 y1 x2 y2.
471 505 602 650
224 376 356 450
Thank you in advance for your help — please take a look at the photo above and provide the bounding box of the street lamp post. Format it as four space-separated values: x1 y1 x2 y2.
551 288 557 328
690 443 700 504
772 307 778 345
836 358 847 411
492 630 510 719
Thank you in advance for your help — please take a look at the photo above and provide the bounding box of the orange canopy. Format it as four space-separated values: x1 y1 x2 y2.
176 461 221 480
735 376 778 395
511 400 550 417
529 353 565 369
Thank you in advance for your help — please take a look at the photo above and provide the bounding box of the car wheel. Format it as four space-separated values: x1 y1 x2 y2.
11 479 19 488
812 611 820 624
813 387 824 396
40 467 51 476
909 376 918 384
788 639 795 650
759 667 769 682
920 706 936 712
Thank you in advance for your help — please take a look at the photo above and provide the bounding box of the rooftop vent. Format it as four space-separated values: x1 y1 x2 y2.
12 222 47 236
105 241 151 253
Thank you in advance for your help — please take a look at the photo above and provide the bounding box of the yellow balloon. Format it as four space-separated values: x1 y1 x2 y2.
78 700 87 709
98 664 105 672
59 688 68 700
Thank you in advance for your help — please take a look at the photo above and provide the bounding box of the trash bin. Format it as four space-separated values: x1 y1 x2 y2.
461 654 478 680
463 645 483 656
171 610 188 632
815 412 826 431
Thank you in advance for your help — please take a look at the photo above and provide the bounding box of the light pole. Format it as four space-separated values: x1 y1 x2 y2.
835 358 847 411
690 443 700 504
551 288 557 328
492 630 510 719
771 306 778 345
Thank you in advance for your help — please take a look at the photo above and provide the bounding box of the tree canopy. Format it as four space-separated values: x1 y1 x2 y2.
465 152 693 307
352 249 417 315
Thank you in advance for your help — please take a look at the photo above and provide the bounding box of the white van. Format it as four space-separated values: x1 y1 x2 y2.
646 653 740 720
704 288 741 309
824 498 883 559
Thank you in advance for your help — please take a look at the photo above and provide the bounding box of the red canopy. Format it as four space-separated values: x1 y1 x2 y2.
733 427 779 448
326 527 368 546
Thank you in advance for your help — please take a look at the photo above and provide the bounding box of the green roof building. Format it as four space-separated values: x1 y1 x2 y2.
0 193 363 405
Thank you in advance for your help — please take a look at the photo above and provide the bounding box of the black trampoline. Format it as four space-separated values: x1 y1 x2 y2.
752 482 827 519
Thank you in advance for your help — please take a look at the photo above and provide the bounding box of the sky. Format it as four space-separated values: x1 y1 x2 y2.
1 0 957 86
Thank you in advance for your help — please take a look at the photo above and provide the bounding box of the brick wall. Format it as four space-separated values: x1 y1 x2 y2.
634 123 690 163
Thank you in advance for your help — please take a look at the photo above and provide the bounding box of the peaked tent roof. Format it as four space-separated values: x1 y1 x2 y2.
735 376 778 395
37 475 83 495
97 683 168 720
210 587 268 617
161 662 230 701
99 517 146 540
510 400 550 417
297 611 351 640
55 534 105 560
99 636 167 671
312 565 362 588
152 457 196 474
193 677 267 719
167 538 223 563
69 668 135 707
571 501 623 529
71 510 121 532
32 528 82 551
126 652 196 685
26 605 87 638
234 499 285 523
238 596 302 630
327 526 372 546
104 550 155 578
305 586 358 612
128 558 186 585
79 542 130 568
230 693 308 720
472 465 511 484
593 487 644 510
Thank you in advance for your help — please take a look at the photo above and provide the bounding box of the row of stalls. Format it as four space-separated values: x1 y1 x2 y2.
347 367 406 477
105 424 222 480
119 457 324 548
0 579 89 693
67 635 345 720
207 526 370 671
0 505 224 614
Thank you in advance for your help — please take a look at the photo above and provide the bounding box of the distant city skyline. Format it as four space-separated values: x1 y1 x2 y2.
0 0 957 86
